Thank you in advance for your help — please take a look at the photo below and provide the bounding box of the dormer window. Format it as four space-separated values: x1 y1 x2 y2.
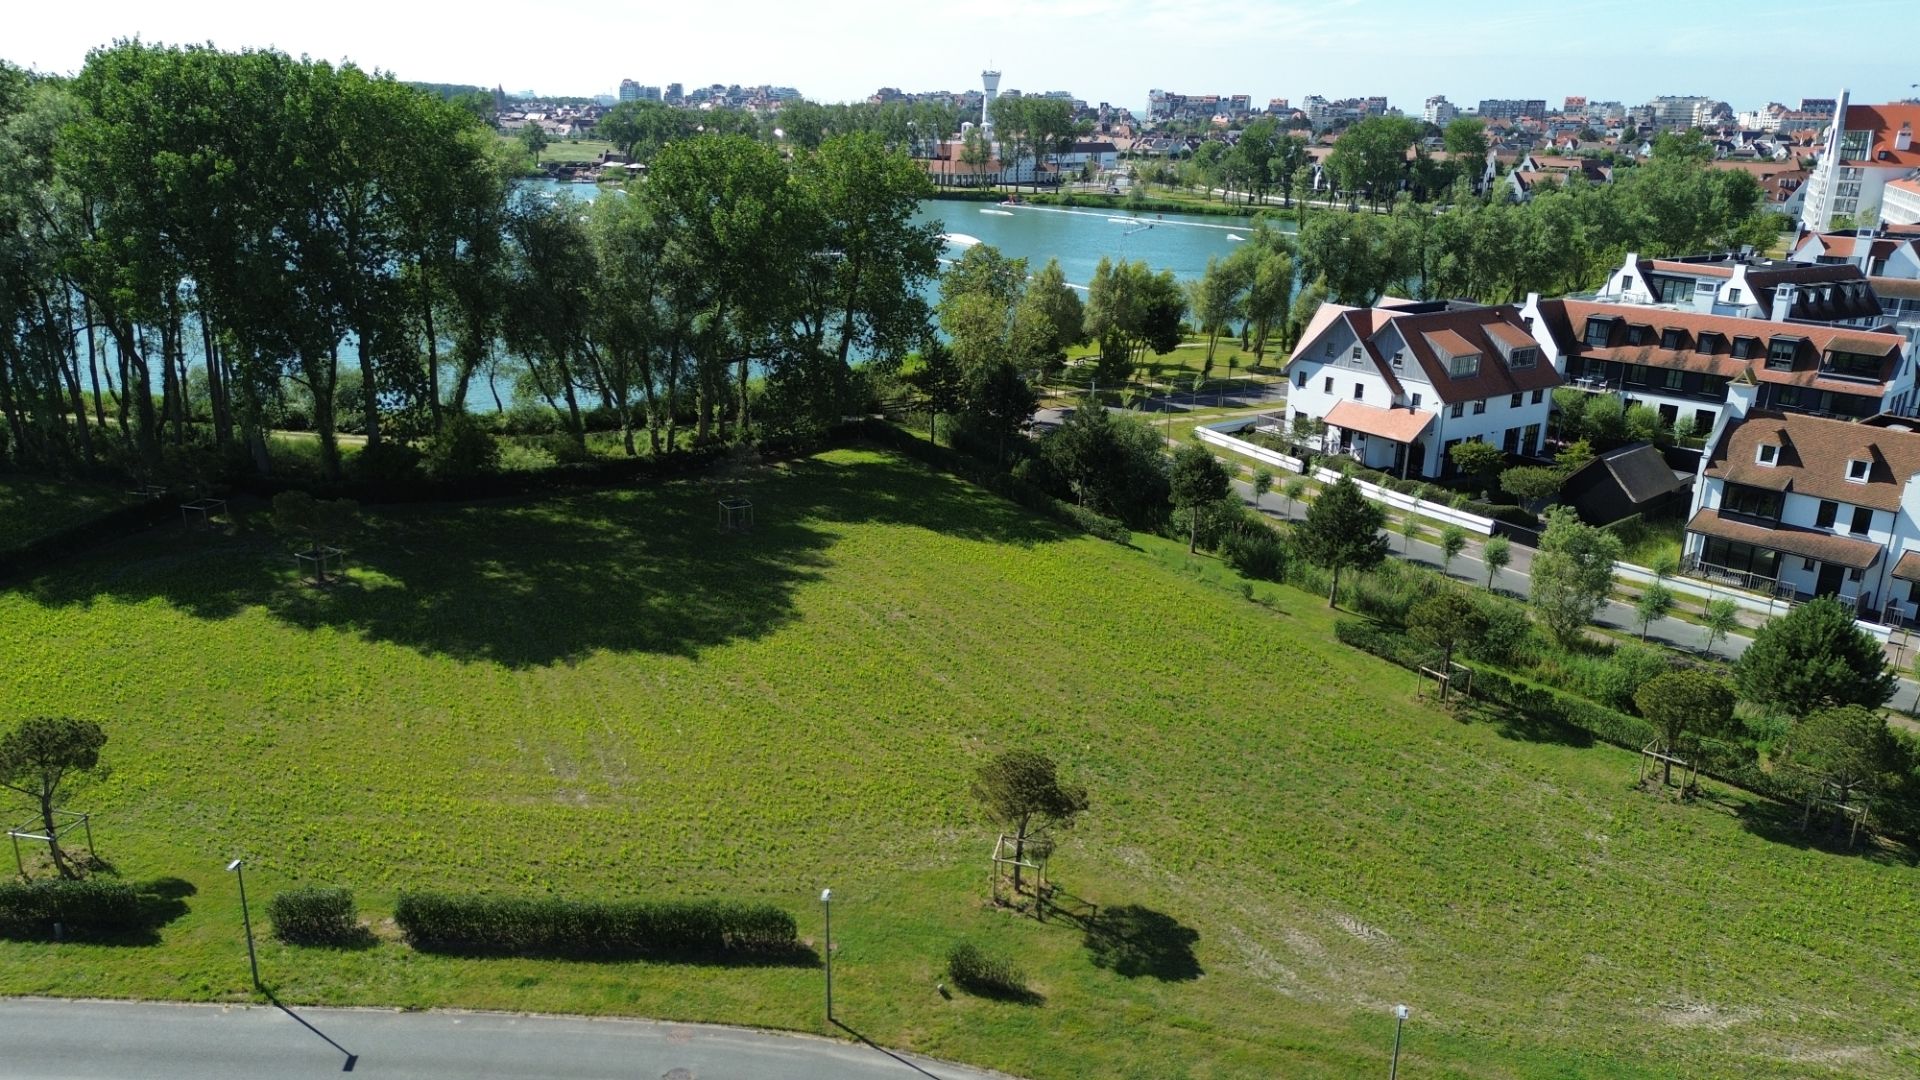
1766 337 1799 369
1698 331 1724 354
1324 340 1336 356
1756 443 1779 466
1626 324 1650 346
1350 345 1363 362
1584 318 1612 347
1392 350 1405 369
1660 328 1684 350
1448 353 1480 378
1847 458 1870 483
1510 347 1537 368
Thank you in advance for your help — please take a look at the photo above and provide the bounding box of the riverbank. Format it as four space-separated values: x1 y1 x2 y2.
927 187 1264 219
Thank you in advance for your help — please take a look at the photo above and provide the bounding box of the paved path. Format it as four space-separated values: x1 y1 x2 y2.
0 999 1012 1080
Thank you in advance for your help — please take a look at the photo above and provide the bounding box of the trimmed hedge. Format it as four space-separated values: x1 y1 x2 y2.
946 941 1028 997
0 879 143 941
268 886 361 946
393 892 798 959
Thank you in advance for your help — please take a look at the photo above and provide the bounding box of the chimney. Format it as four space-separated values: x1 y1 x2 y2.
1772 283 1796 322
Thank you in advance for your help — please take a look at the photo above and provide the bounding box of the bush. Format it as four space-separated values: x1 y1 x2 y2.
423 415 502 480
350 440 422 485
536 433 595 466
268 886 361 946
393 892 798 959
0 879 142 941
946 941 1028 997
1221 530 1286 581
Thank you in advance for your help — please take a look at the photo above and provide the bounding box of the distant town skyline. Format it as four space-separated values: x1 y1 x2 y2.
7 0 1919 115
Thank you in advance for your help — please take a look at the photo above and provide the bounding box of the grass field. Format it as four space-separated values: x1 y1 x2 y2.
0 475 138 551
2 448 1918 1078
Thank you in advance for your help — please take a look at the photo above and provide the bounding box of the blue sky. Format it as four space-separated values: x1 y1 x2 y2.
7 0 1918 114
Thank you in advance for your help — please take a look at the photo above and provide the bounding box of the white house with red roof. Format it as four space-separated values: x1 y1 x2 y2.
1799 93 1920 232
1684 382 1920 619
1884 177 1920 227
1790 228 1920 279
1282 301 1560 479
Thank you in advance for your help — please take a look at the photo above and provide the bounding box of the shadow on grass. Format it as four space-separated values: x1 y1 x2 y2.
1078 904 1202 982
1731 797 1920 867
15 453 1065 668
280 926 381 952
951 978 1045 1006
1467 699 1597 749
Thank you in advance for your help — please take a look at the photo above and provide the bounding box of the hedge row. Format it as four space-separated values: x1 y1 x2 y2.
393 892 798 959
849 420 1132 545
268 886 361 946
1332 619 1802 806
0 879 143 941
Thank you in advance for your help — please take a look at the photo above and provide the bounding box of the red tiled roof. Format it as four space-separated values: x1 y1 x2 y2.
1648 259 1733 278
1550 299 1904 392
1840 104 1920 168
1325 400 1435 443
1687 508 1882 569
1703 408 1920 512
1895 550 1920 583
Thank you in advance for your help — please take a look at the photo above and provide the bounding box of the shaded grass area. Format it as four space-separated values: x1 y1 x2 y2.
0 449 1917 1078
0 475 139 551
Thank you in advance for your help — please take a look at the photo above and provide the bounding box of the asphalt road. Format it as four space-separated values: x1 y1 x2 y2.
0 999 1013 1080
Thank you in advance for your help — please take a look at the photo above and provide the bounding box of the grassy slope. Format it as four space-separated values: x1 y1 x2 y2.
0 475 137 551
1 449 1916 1079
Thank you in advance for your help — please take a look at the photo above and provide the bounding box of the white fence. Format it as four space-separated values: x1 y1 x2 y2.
1195 422 1497 536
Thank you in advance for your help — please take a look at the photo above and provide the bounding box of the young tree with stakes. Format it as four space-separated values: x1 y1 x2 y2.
0 717 107 879
1734 596 1896 718
971 751 1089 896
1633 671 1735 788
1407 590 1487 679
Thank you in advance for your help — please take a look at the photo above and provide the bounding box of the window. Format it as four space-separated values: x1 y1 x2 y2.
1510 347 1537 368
1450 402 1465 418
1728 287 1744 304
1732 336 1757 360
1702 536 1779 578
1510 393 1523 408
1410 392 1423 408
1851 506 1873 535
1296 371 1307 389
1825 351 1882 379
1323 376 1333 393
1665 368 1686 390
1448 353 1480 378
1660 327 1684 350
1354 383 1365 400
1849 566 1864 582
1816 500 1838 528
1766 337 1799 369
1531 388 1545 405
1756 443 1779 466
1351 346 1363 361
1721 484 1784 521
1847 459 1870 483
1626 324 1649 346
1392 350 1404 369
1804 557 1817 571
1698 331 1724 354
1472 399 1487 415
1584 319 1611 347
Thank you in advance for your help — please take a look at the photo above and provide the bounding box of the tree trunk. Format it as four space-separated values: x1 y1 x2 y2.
423 278 443 431
1328 564 1340 608
40 792 75 880
357 323 382 449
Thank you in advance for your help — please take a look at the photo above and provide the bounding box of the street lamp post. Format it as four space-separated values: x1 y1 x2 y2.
227 859 260 991
1389 1003 1410 1080
820 888 833 1022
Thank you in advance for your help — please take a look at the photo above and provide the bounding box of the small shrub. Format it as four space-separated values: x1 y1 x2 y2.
0 879 142 941
946 941 1028 997
1222 530 1286 581
268 886 361 946
350 440 422 485
536 433 594 466
423 415 502 480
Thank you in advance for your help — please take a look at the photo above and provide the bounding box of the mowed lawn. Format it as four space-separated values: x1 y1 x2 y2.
1 448 1917 1079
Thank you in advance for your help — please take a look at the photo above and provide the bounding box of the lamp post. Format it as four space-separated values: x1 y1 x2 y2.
820 888 833 1022
228 859 260 991
1389 1003 1410 1080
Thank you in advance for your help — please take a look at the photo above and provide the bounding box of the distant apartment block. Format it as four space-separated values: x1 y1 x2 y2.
1476 98 1546 122
1423 95 1457 125
1800 93 1920 231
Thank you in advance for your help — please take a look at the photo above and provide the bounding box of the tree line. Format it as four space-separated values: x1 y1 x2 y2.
0 43 944 482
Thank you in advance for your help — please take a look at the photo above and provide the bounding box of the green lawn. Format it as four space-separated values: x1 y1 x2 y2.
0 475 138 551
1 448 1917 1078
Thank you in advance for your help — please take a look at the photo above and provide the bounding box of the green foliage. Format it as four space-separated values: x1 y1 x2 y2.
946 941 1029 998
1407 589 1486 671
423 413 502 480
0 715 108 879
1294 476 1389 605
1634 582 1675 639
1448 441 1505 488
1780 706 1898 807
268 886 362 946
0 879 141 941
1038 407 1170 528
394 892 798 959
1529 508 1623 645
1500 465 1562 505
1702 598 1740 654
971 751 1089 839
1733 596 1895 717
1437 525 1468 575
1220 529 1286 581
1634 671 1736 756
1169 444 1231 552
1481 534 1512 589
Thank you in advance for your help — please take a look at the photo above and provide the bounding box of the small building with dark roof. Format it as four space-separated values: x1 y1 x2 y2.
1559 442 1691 525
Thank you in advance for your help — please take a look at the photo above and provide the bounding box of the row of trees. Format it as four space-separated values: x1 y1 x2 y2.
0 44 946 480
